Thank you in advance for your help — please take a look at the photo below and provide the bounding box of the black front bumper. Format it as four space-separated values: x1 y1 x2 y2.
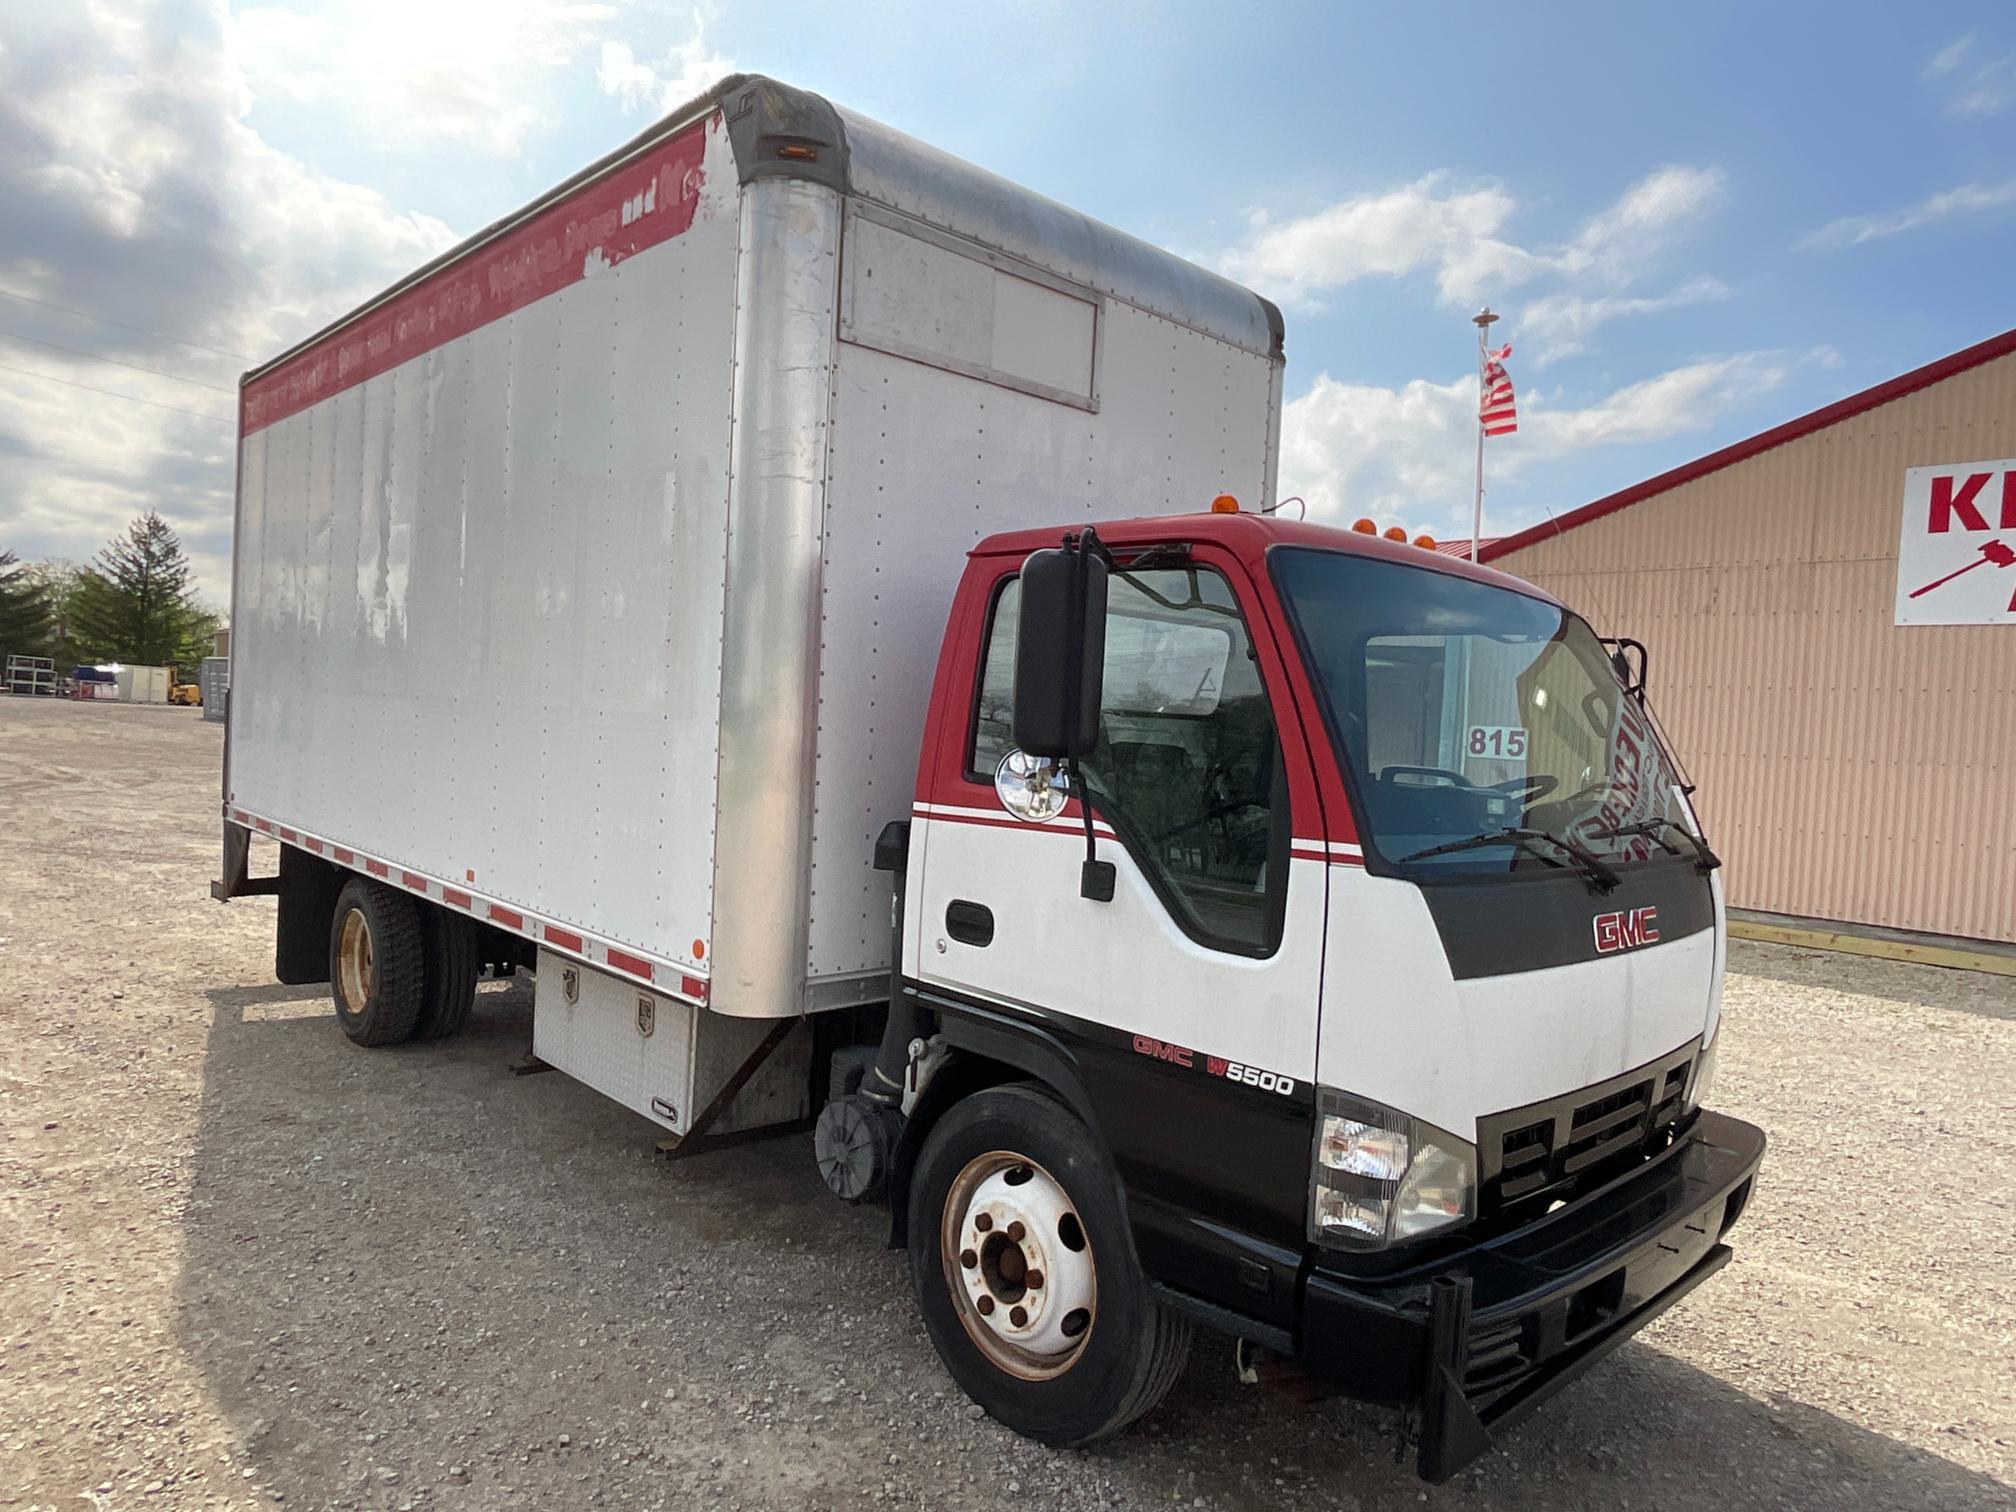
1298 1108 1765 1482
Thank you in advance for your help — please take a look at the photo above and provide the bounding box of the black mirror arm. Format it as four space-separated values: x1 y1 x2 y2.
1074 764 1116 902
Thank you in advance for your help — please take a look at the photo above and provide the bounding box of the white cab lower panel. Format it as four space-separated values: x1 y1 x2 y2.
532 951 811 1136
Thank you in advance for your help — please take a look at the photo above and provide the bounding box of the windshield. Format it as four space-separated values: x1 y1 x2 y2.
1271 547 1695 877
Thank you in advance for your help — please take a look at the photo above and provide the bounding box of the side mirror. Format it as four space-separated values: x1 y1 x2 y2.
1604 636 1648 702
1011 537 1108 759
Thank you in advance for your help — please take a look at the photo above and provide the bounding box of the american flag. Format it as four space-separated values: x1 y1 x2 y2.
1480 343 1518 436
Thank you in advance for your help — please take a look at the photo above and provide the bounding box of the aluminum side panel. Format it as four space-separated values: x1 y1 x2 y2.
706 178 843 1017
228 138 742 971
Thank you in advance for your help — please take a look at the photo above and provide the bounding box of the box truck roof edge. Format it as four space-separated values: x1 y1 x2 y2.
238 73 1285 396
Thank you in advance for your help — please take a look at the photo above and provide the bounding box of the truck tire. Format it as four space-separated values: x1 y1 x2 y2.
413 907 480 1041
328 878 425 1047
907 1082 1192 1446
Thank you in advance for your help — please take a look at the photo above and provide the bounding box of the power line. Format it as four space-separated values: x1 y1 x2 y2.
0 328 236 393
0 359 233 424
0 286 254 362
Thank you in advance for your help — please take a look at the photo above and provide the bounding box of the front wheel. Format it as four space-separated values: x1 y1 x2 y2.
907 1083 1192 1445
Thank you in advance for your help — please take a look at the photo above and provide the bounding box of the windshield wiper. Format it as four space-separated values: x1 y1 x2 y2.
1592 818 1722 873
1398 827 1621 893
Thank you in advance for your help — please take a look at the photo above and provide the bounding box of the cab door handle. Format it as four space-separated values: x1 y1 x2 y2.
945 900 994 947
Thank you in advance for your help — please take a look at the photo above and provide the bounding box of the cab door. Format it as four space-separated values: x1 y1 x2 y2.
908 544 1330 1309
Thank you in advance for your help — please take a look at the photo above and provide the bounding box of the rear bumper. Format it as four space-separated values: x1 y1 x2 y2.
1297 1108 1765 1482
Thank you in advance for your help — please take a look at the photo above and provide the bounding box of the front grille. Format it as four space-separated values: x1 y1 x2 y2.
1479 1042 1697 1218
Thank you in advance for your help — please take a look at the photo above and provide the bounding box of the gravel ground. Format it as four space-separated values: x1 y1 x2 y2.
2 694 2011 1512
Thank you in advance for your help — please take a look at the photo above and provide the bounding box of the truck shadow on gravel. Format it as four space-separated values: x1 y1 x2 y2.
174 982 2015 1512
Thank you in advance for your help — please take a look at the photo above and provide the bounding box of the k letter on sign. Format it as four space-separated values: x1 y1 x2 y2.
1895 459 2016 626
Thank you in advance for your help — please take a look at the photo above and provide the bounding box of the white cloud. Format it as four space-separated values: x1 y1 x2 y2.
1279 352 1797 536
1798 180 2016 249
1949 55 2016 117
597 25 736 116
0 1 459 602
1919 34 2016 116
235 0 620 155
1924 35 1974 77
1519 275 1733 365
1215 163 1724 313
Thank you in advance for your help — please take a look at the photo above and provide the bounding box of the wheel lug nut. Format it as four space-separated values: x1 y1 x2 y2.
1005 1221 1026 1242
974 1213 993 1232
1009 1305 1028 1327
1026 1270 1044 1290
960 1249 977 1269
976 1295 995 1315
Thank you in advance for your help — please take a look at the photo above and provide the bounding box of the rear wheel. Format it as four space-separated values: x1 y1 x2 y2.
907 1083 1191 1445
328 879 425 1047
413 907 480 1041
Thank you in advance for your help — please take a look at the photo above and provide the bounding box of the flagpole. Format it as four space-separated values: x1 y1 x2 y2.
1471 306 1499 562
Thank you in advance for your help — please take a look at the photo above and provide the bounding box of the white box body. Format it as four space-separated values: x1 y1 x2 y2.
223 78 1283 1036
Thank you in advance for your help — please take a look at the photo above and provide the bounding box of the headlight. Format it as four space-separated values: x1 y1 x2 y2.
1309 1092 1476 1250
1683 1028 1719 1114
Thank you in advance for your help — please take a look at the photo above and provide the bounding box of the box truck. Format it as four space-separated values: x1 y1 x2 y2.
212 75 1764 1479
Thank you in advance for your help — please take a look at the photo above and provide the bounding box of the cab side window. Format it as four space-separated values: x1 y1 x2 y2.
967 565 1285 956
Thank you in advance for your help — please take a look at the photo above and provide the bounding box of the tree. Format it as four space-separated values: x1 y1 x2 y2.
68 513 216 668
0 549 55 659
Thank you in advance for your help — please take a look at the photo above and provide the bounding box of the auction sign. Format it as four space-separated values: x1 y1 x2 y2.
1894 458 2016 626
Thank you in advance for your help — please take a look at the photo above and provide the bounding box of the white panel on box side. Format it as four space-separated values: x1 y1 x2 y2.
805 214 1277 984
228 171 742 973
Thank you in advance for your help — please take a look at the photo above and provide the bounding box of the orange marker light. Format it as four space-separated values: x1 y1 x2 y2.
1384 525 1409 543
1414 534 1437 550
1352 517 1378 535
1211 494 1240 513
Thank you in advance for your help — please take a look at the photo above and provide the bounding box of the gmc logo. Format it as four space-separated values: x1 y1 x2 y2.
1594 906 1660 954
1131 1034 1193 1069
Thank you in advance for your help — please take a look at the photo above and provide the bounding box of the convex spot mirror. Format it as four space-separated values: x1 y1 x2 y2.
1012 541 1108 759
995 750 1070 822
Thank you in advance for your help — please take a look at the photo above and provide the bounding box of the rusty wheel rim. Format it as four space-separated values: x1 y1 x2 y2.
940 1149 1096 1382
336 908 374 1016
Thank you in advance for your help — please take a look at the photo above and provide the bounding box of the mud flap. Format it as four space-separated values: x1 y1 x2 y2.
275 845 344 985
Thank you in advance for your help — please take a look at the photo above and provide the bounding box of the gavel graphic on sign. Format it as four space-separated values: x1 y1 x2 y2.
1910 538 2016 609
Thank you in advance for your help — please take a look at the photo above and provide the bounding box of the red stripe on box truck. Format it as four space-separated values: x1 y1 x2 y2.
366 859 388 877
333 847 354 864
278 828 296 842
442 888 471 910
255 818 272 833
238 116 715 436
305 837 324 854
682 976 709 1002
544 925 584 952
401 872 428 893
489 904 523 929
606 947 652 981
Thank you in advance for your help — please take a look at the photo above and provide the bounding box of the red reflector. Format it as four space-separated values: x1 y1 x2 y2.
278 827 296 842
607 948 652 981
231 809 249 824
333 847 355 864
442 888 471 909
544 925 584 953
489 904 523 929
255 819 272 833
401 871 428 892
365 859 389 877
681 975 709 1001
305 837 324 853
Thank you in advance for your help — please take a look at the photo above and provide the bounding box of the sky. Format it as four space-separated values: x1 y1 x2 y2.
3 1 2014 604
